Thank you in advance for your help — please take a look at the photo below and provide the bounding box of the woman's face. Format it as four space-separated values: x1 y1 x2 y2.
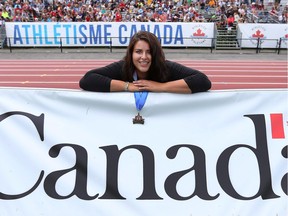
132 40 152 79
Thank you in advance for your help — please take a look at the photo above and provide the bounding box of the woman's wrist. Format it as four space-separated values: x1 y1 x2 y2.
124 82 129 91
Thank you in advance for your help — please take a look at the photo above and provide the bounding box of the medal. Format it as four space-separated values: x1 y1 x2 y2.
132 72 148 124
133 112 145 124
133 91 148 124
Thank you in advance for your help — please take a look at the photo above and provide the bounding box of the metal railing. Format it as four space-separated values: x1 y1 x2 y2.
5 36 287 55
246 10 281 24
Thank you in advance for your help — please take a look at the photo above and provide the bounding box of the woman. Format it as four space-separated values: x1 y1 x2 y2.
79 31 211 93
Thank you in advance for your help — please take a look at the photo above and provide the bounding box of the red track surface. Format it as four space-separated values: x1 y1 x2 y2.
0 60 287 90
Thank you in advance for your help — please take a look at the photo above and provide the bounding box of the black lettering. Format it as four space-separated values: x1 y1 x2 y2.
44 144 98 200
281 146 288 195
165 144 219 200
99 145 162 200
217 114 280 200
0 111 44 141
0 111 45 199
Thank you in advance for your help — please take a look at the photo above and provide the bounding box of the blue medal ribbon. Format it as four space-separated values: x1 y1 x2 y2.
133 72 148 112
134 91 148 112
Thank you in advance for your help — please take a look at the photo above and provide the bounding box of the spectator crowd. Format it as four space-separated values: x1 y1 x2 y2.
0 0 287 24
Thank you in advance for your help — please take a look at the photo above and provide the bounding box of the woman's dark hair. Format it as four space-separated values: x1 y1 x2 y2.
122 31 168 82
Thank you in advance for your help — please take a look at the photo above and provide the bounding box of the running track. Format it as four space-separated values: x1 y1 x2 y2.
0 60 287 90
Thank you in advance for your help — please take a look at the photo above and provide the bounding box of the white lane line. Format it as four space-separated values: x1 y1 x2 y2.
208 75 287 78
0 81 285 85
0 69 287 73
0 74 82 76
0 65 286 69
213 82 287 85
0 81 78 84
0 74 286 78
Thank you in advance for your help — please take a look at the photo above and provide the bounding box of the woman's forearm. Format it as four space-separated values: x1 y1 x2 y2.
110 80 128 92
160 80 192 93
133 79 192 93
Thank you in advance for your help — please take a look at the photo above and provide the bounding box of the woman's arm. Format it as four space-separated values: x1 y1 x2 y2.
132 79 192 93
165 61 212 93
110 80 130 92
79 61 124 92
79 60 211 93
131 61 211 93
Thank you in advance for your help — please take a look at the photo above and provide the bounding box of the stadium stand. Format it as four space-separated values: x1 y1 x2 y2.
0 20 6 48
0 0 287 24
0 0 287 50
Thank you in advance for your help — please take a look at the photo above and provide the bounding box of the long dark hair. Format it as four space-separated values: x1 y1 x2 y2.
122 31 168 82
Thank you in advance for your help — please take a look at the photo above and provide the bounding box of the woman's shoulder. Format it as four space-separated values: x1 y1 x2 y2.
103 60 125 70
164 60 183 69
110 60 124 66
164 60 175 66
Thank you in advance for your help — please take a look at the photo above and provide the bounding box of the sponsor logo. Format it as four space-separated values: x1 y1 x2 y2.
280 27 288 47
190 25 208 45
249 26 267 45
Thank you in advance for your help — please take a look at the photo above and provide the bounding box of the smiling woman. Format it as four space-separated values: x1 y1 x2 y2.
132 40 152 80
79 31 211 94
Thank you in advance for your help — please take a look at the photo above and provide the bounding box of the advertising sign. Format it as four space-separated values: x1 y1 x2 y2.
5 22 214 47
0 88 287 216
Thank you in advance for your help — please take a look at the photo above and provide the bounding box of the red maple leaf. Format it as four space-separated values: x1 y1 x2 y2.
252 30 264 38
193 29 205 37
285 34 288 38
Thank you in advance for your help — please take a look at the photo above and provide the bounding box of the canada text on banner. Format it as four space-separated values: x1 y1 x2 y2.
5 22 288 48
4 22 214 47
0 88 287 216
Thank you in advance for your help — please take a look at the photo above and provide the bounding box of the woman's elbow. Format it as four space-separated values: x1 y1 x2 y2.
192 78 212 93
79 76 96 91
205 79 212 91
79 77 87 90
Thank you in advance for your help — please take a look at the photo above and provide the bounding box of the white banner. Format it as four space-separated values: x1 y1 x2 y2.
0 88 287 216
5 22 214 47
238 23 288 48
5 22 288 48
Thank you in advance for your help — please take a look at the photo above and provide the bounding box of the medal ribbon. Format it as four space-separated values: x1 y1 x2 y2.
134 91 148 112
133 72 148 112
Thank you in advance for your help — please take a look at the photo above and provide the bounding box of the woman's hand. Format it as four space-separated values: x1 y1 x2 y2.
131 79 192 93
110 80 162 92
132 80 165 92
110 79 191 93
